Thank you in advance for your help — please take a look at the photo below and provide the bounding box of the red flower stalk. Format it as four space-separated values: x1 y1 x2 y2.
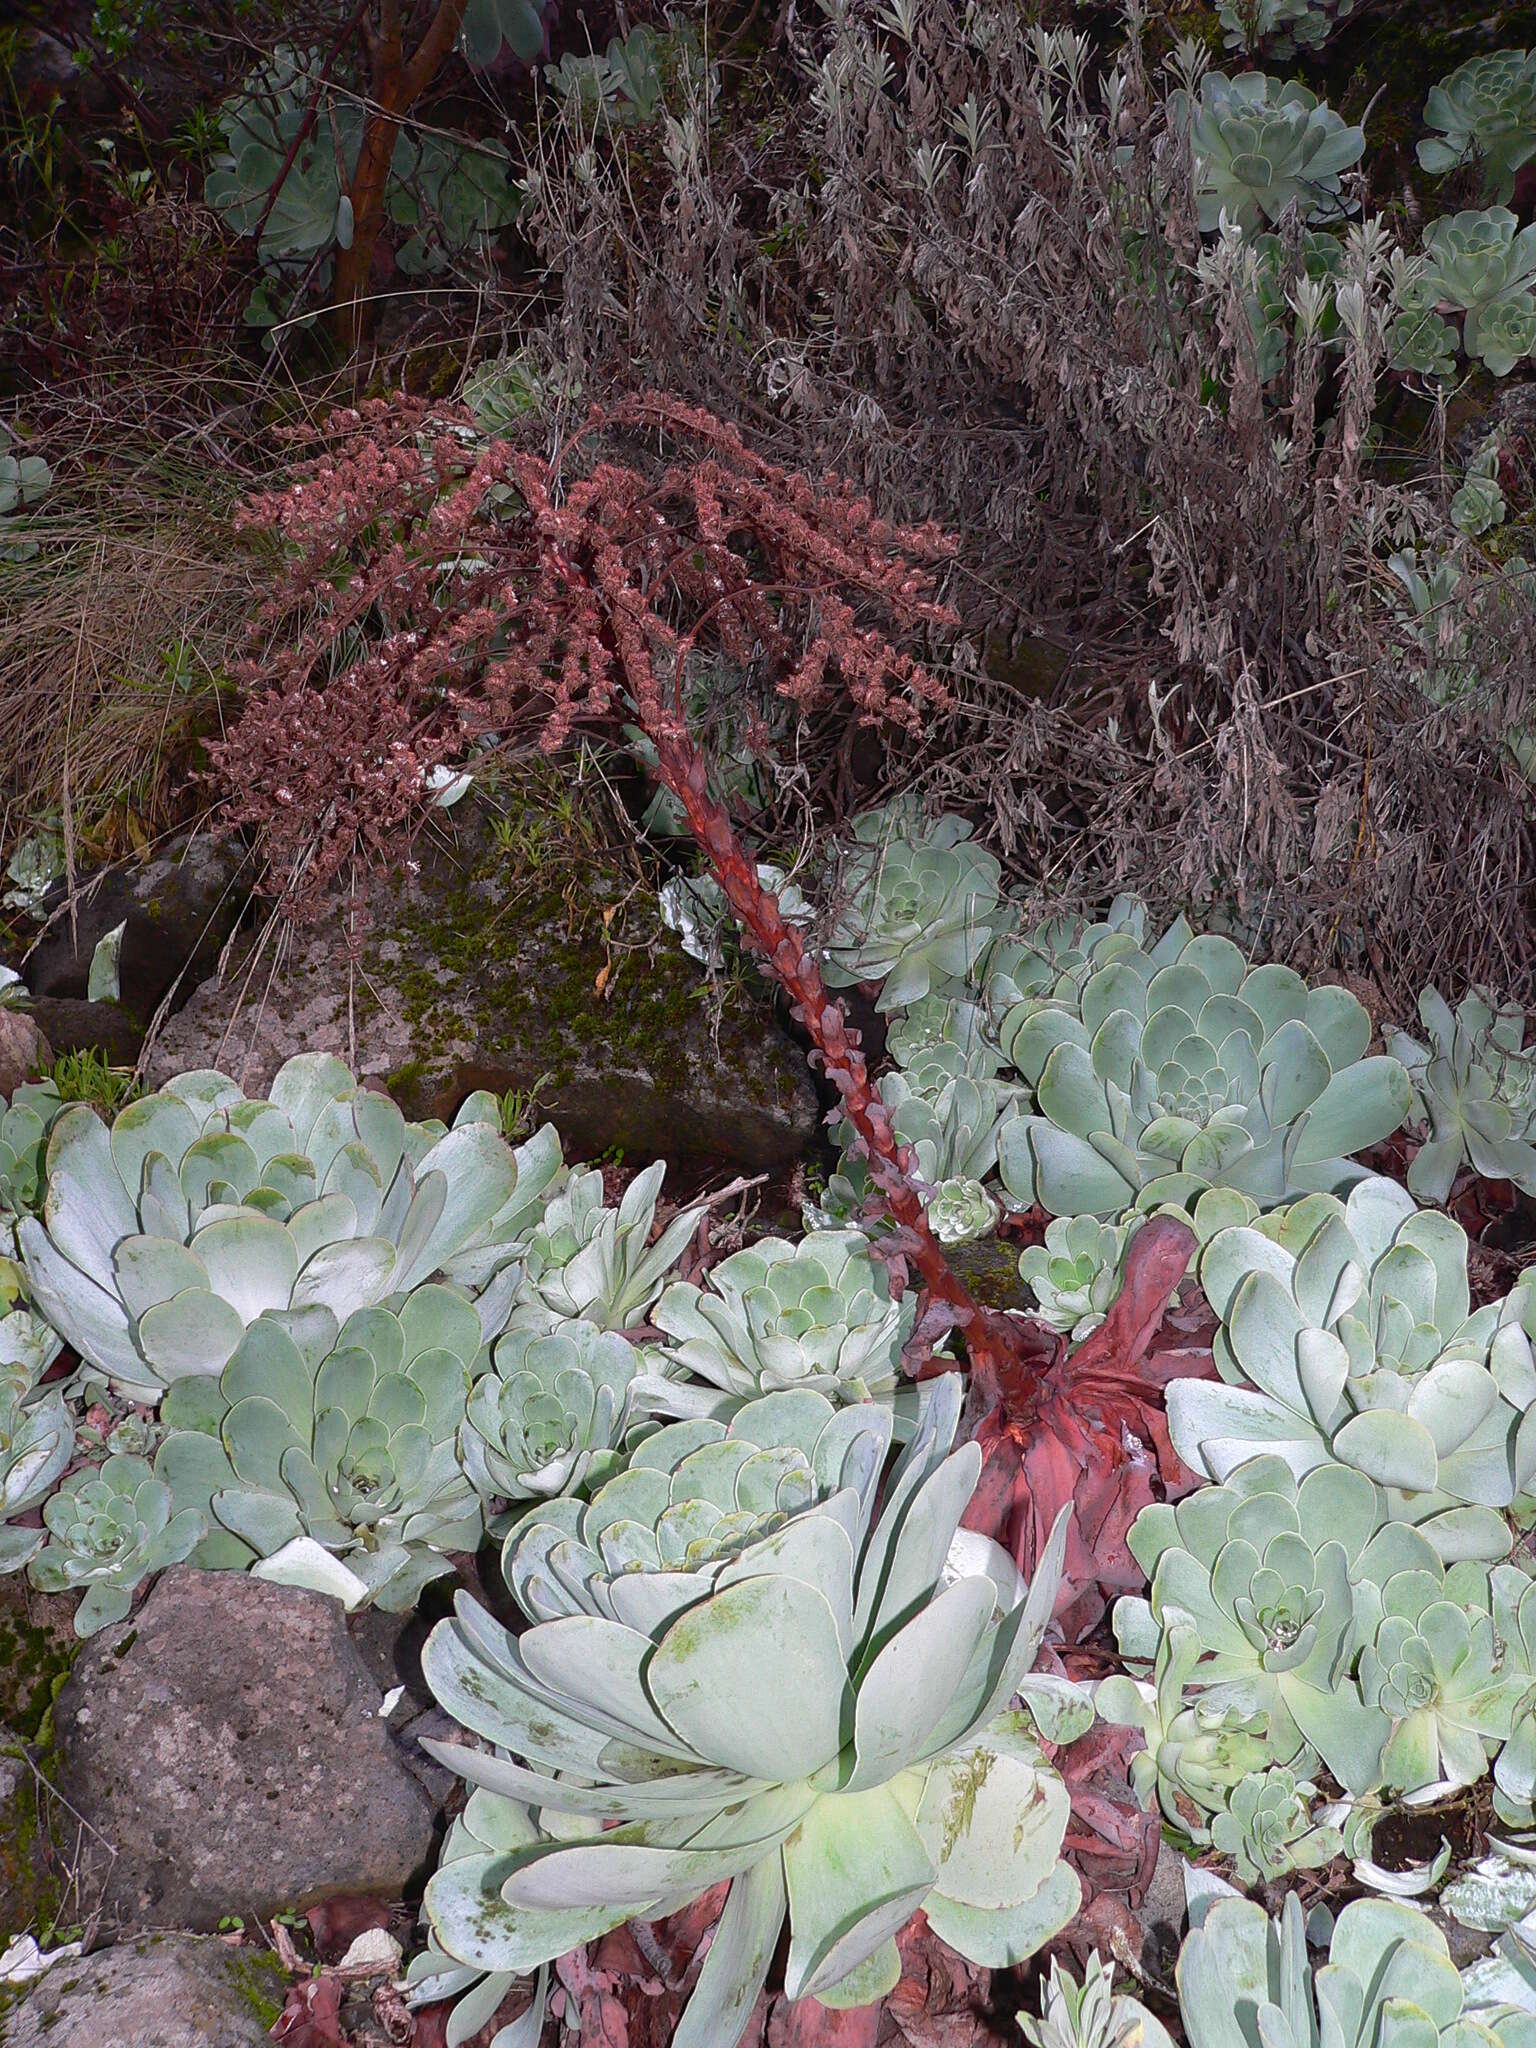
220 390 1058 1387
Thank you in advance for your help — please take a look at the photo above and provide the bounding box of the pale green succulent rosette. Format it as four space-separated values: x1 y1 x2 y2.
1114 1454 1395 1795
0 1363 75 1573
925 1178 999 1247
460 1320 645 1503
1356 1547 1530 1795
505 1388 895 1626
1020 1952 1177 2048
1388 985 1536 1202
1399 209 1536 379
996 914 1409 1220
1168 1175 1536 1560
822 1070 1020 1235
651 1229 915 1409
1181 72 1365 236
1216 0 1355 58
1177 1890 1536 2048
884 994 1002 1084
17 1055 538 1404
153 1284 485 1610
1096 1622 1276 1840
1419 50 1536 206
419 1376 1080 2044
29 1452 204 1636
508 1160 706 1333
1207 1766 1341 1884
1019 1215 1138 1341
979 895 1148 1016
821 804 1007 1014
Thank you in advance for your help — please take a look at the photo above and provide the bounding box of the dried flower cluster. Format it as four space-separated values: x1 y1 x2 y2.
221 391 956 899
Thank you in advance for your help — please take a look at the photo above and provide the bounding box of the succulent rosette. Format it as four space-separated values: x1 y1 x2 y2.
460 1319 647 1502
1388 984 1536 1201
509 1161 705 1333
29 1452 204 1636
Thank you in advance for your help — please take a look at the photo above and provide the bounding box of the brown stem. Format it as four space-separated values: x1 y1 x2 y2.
330 0 471 351
652 736 1055 1400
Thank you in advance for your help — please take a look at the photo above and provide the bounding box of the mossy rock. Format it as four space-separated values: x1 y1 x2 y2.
0 1577 79 1947
145 796 820 1192
4 1933 284 2046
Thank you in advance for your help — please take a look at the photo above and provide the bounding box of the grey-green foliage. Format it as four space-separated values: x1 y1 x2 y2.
404 1793 547 2048
509 1160 706 1332
545 21 708 128
420 1376 1081 2041
1419 50 1536 206
1246 228 1345 384
0 425 52 563
1176 1891 1536 2048
18 1055 551 1403
1217 0 1355 59
459 0 546 66
154 1286 485 1611
460 1319 645 1502
1182 72 1365 236
1207 1766 1341 1883
1018 1215 1138 1342
205 45 520 290
1113 1455 1394 1796
1386 545 1536 779
1387 985 1536 1201
0 1365 74 1574
0 1081 65 1247
995 907 1409 1219
1453 437 1509 538
1019 1951 1176 2048
1397 208 1536 377
651 1229 915 1408
821 803 1008 1014
1355 1545 1534 1795
1167 1175 1536 1557
1096 1622 1274 1838
30 1452 204 1636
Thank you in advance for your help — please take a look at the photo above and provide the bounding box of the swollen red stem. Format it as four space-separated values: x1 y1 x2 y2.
653 735 1055 1399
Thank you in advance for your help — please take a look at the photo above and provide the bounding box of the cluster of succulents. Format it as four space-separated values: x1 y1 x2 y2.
1419 49 1536 205
1388 986 1536 1201
821 802 1008 1014
1395 208 1536 378
993 908 1409 1218
507 1160 707 1331
1181 72 1365 236
1216 0 1356 59
1167 1174 1536 1554
420 1375 1082 2036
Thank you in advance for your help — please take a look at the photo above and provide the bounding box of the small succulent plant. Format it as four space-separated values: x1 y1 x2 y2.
651 1229 915 1408
1096 1622 1274 1837
404 1791 547 2048
507 1387 894 1625
1453 437 1510 538
420 1376 1080 2037
1018 1215 1138 1342
821 804 1008 1013
1418 50 1536 206
1399 208 1536 378
823 1070 1020 1238
925 1176 1001 1246
459 1319 646 1503
1387 985 1536 1201
29 1452 204 1636
1114 1454 1392 1795
0 1081 65 1247
154 1286 486 1610
885 994 1002 1084
1216 0 1356 59
1019 1951 1175 2048
995 911 1410 1218
1207 1766 1341 1883
0 1366 74 1573
1182 72 1365 236
0 426 52 562
1177 1891 1536 2048
1168 1175 1536 1557
19 1057 542 1402
1356 1542 1531 1794
509 1160 705 1333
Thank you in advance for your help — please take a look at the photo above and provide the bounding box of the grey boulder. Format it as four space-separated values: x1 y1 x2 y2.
3 1934 285 2047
